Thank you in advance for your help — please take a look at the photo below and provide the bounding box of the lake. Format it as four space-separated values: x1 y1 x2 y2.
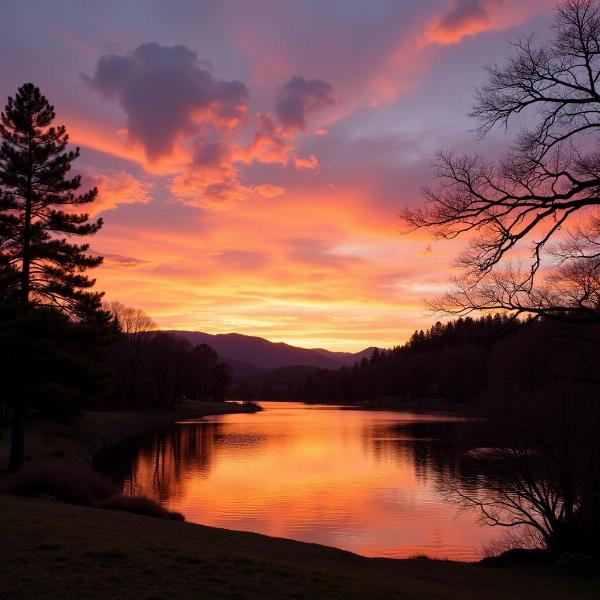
96 401 505 561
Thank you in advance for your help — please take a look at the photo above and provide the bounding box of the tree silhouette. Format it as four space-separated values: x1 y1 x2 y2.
0 83 105 470
0 83 103 317
403 0 600 322
106 302 156 406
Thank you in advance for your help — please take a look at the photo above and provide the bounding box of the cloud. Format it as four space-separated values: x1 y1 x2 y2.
294 154 319 170
275 76 335 130
82 168 152 215
212 250 270 270
424 0 504 45
254 184 285 198
192 139 231 169
170 171 284 209
83 47 327 211
241 114 293 165
83 42 249 160
98 252 152 269
239 115 320 170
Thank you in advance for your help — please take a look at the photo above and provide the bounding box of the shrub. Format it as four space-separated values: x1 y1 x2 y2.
479 548 550 568
0 460 117 505
1 459 184 521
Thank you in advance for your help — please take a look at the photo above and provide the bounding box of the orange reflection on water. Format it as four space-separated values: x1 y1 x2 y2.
105 402 506 561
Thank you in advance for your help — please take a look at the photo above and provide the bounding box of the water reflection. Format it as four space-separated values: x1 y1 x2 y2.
96 402 505 560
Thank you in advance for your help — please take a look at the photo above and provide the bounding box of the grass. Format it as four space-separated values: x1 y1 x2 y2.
1 494 598 600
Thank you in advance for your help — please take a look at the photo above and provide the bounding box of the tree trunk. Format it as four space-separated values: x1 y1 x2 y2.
9 133 33 472
9 398 25 471
20 130 33 306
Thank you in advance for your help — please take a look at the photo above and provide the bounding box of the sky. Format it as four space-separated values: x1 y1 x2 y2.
0 0 557 351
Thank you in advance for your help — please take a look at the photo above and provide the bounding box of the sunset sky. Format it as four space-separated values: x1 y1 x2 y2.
0 0 556 350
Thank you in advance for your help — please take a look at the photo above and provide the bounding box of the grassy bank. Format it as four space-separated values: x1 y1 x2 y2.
1 494 598 600
0 401 259 472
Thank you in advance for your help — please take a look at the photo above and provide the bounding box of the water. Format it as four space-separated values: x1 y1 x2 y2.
96 401 505 561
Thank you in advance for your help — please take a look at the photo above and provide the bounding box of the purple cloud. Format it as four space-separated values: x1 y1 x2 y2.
192 139 231 168
428 0 503 44
83 42 249 160
274 76 335 131
442 0 499 28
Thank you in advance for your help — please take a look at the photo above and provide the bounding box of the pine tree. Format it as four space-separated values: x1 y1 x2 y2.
0 83 106 471
0 83 103 317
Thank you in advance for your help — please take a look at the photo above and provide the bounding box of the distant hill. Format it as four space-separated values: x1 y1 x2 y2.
313 347 377 366
167 331 375 378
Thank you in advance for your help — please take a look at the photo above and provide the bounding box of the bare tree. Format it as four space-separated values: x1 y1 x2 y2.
106 301 155 404
403 0 600 321
449 392 600 555
444 320 600 556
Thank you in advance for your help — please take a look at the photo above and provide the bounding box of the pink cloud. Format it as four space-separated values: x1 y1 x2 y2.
82 168 152 215
294 154 319 170
424 0 550 46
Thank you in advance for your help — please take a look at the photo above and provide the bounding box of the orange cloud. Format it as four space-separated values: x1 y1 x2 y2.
83 168 152 215
423 0 550 46
68 116 187 175
294 154 319 170
254 184 285 198
238 114 293 166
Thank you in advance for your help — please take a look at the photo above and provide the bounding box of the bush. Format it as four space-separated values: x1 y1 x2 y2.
1 459 184 521
479 548 550 568
0 460 117 505
96 494 185 521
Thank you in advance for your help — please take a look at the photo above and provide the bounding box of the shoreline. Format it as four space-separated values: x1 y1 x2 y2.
1 402 599 598
0 400 260 472
81 401 261 464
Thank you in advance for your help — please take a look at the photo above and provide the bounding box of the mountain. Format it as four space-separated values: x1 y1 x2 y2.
167 331 375 377
313 347 378 366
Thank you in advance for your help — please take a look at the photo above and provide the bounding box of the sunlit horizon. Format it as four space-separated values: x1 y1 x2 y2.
0 0 556 351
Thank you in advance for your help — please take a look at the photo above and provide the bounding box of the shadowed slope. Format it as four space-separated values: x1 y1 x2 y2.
0 495 598 600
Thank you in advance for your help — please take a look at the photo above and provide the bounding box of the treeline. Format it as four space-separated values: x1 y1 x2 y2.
0 302 232 420
236 314 521 404
107 303 231 409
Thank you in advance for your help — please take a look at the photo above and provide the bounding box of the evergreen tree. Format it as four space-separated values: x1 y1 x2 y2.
0 83 106 471
0 83 103 317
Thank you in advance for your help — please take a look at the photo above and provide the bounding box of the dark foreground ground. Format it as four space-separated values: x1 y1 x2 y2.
1 495 598 600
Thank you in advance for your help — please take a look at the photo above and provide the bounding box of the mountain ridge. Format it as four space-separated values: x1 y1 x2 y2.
167 330 376 377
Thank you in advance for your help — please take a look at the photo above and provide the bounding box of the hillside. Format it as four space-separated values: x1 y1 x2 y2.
169 331 375 375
